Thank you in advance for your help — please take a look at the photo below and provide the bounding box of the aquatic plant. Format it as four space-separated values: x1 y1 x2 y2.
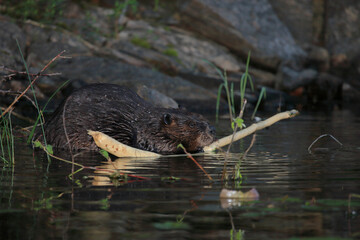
252 86 266 120
207 51 254 125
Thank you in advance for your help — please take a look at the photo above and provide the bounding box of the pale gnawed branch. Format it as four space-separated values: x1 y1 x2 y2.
88 130 161 158
88 110 299 158
203 109 299 152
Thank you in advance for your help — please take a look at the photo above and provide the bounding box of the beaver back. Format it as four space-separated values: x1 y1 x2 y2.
37 84 215 154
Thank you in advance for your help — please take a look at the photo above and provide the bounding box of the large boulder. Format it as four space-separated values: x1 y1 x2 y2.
268 0 313 46
23 21 91 67
49 55 219 111
0 15 27 68
326 1 360 93
109 18 242 76
326 0 360 59
174 0 306 70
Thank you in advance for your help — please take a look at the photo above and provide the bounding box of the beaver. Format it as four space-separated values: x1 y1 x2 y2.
36 83 215 154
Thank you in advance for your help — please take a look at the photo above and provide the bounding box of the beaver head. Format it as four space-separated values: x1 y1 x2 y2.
136 108 216 154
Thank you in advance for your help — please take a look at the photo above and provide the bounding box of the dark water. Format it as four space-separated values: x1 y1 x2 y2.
1 109 360 240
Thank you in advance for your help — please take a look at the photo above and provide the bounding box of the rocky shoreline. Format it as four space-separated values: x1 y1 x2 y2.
1 0 360 121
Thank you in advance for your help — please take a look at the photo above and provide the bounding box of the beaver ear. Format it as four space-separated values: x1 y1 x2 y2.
163 114 172 125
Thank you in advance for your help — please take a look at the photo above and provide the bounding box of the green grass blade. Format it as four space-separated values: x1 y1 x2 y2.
8 113 14 163
16 39 45 142
248 75 254 91
251 87 266 120
27 79 69 144
202 59 225 81
27 114 42 144
230 82 235 117
216 83 225 124
240 51 252 109
16 39 51 161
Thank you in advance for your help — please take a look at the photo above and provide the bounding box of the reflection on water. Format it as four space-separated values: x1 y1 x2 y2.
0 110 360 239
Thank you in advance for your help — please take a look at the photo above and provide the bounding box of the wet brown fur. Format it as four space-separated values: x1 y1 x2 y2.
35 83 215 154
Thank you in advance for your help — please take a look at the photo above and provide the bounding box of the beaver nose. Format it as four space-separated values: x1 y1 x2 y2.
209 126 216 135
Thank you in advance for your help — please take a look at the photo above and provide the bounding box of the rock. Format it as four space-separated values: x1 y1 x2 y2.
229 67 277 88
56 2 113 46
0 15 27 68
135 85 179 108
175 0 306 70
268 0 313 45
306 45 330 72
109 19 242 76
257 86 303 111
23 21 91 66
277 63 318 91
342 82 360 102
177 72 223 90
179 64 276 92
212 55 240 72
326 1 360 59
49 56 218 110
307 73 343 103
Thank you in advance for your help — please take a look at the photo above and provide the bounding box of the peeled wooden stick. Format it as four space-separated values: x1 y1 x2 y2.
88 110 299 158
203 109 299 152
88 130 161 158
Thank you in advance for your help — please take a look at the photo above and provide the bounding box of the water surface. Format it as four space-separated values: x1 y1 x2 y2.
1 109 359 240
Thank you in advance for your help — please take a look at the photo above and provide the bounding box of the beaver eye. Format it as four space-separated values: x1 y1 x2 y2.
163 114 172 125
189 122 195 128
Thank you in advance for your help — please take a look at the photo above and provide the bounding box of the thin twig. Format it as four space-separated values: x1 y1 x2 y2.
226 99 247 153
178 145 213 181
307 134 343 154
0 50 67 119
222 99 247 180
62 95 75 174
0 90 38 109
241 133 256 160
2 66 61 80
205 109 299 152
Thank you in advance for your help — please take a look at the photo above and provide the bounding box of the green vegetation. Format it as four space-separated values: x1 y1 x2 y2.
210 52 254 125
27 80 69 144
205 51 268 185
162 47 178 57
252 86 266 120
131 36 152 49
113 0 139 17
16 39 52 162
230 229 245 240
1 0 64 22
99 198 110 210
109 171 128 186
0 42 68 165
99 149 111 161
0 111 15 165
